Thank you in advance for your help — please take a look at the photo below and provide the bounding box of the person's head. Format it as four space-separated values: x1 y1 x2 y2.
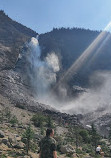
46 128 54 137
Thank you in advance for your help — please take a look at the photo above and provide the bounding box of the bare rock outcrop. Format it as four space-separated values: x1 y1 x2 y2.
0 11 53 113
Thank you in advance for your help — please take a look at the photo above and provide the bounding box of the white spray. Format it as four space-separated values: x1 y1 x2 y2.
27 37 60 102
60 71 111 114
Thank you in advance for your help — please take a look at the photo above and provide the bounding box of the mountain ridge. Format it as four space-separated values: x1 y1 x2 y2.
39 27 111 87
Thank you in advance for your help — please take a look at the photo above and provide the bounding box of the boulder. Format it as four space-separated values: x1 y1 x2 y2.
8 134 18 144
60 144 75 154
24 156 30 158
2 138 8 145
34 133 43 140
13 142 24 149
0 130 5 138
0 150 2 155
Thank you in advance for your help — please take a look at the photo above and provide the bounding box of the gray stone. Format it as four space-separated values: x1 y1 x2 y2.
18 125 23 128
13 142 24 149
0 130 5 138
60 144 75 154
24 156 30 158
34 133 42 140
0 150 2 155
2 138 8 145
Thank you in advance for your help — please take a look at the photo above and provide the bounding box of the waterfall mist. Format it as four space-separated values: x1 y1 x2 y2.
20 35 111 114
61 71 111 114
23 37 61 107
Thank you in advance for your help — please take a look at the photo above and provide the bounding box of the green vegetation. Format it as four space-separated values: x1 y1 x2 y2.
10 115 18 125
0 107 111 157
109 126 111 143
22 125 34 155
4 107 11 121
1 154 7 158
0 107 19 126
15 103 25 109
0 111 4 123
31 114 54 136
31 113 46 127
79 129 91 143
47 116 54 128
31 113 54 128
90 124 101 151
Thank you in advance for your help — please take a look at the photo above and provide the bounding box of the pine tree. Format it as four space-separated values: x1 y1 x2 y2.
22 125 34 155
108 126 111 143
91 124 100 152
47 116 53 128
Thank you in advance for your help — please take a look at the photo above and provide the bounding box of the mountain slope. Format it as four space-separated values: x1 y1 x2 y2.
39 28 111 87
0 11 54 113
0 10 37 70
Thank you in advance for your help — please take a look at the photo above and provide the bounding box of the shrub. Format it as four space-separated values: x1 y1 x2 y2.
10 115 18 125
4 107 11 121
82 144 93 153
47 116 54 128
31 114 46 127
15 103 25 109
22 125 34 155
79 129 90 143
76 148 85 154
1 155 7 158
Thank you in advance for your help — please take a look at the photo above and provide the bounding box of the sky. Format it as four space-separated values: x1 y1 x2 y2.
0 0 111 34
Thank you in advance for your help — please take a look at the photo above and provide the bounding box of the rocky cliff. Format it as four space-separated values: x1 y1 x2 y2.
0 11 54 112
0 10 37 70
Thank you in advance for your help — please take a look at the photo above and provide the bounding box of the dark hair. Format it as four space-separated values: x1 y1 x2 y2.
46 128 53 137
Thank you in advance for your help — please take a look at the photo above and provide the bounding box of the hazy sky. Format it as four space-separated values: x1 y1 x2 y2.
0 0 111 34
